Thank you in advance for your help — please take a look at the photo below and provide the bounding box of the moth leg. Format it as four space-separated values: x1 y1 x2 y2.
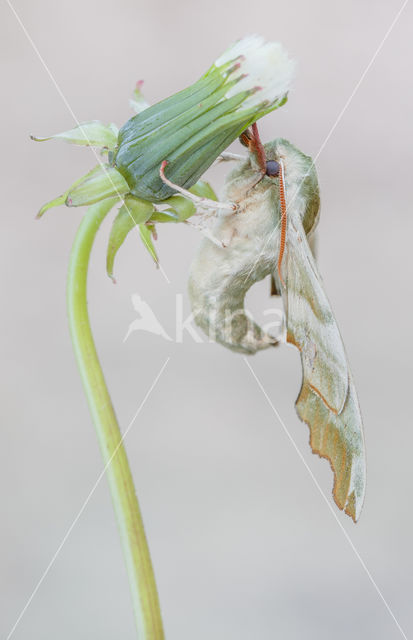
160 161 237 212
184 218 228 248
186 209 237 247
213 152 246 164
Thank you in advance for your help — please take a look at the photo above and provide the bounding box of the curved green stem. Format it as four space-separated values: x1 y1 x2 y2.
67 199 165 639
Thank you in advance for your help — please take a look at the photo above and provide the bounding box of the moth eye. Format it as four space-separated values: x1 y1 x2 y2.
265 160 280 177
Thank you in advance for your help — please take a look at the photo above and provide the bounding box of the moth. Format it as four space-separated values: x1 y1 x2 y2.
173 124 366 522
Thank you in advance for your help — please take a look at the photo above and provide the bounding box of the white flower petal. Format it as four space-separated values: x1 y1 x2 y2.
215 34 266 67
215 35 295 109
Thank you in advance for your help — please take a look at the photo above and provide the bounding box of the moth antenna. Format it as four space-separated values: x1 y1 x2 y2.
251 122 267 173
277 159 287 288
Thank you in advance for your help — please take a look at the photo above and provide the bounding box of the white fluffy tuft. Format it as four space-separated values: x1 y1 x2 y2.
215 35 295 108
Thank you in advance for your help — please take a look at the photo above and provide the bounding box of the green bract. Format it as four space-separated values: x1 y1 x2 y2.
105 180 217 279
31 120 119 149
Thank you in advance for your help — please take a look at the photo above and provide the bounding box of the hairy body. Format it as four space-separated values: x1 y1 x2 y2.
188 138 319 354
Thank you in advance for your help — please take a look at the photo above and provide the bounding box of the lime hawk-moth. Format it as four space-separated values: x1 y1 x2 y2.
185 124 366 522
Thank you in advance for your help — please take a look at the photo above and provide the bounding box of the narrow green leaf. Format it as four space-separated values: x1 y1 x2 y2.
67 165 129 207
190 180 217 201
130 81 151 114
36 165 126 218
139 224 158 264
36 171 92 218
36 193 67 219
163 196 195 221
31 120 119 149
149 210 179 223
106 196 154 279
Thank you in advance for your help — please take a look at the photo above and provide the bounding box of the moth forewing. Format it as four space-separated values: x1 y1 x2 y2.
280 146 366 521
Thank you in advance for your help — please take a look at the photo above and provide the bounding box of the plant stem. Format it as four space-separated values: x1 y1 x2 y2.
67 199 165 639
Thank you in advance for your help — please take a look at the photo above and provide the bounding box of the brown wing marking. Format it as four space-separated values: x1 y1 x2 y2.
282 219 366 521
295 374 364 521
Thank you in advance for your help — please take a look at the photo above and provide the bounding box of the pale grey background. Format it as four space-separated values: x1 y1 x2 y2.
1 1 412 638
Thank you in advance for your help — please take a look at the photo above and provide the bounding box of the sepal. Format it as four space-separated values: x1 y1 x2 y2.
106 196 155 279
31 121 119 150
130 81 150 114
37 165 129 218
139 224 158 264
67 165 129 207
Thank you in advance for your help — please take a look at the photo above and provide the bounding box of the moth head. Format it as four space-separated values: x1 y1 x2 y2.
265 159 280 177
240 128 282 180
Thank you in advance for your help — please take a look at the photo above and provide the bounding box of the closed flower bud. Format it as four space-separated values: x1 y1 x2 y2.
114 35 294 202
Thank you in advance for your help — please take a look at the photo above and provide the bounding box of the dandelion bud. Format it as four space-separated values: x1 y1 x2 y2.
114 35 294 202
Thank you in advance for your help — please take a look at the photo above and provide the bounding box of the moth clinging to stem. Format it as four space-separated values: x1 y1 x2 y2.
162 123 366 522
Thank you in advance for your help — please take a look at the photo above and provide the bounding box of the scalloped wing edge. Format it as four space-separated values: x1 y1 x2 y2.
294 370 366 522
